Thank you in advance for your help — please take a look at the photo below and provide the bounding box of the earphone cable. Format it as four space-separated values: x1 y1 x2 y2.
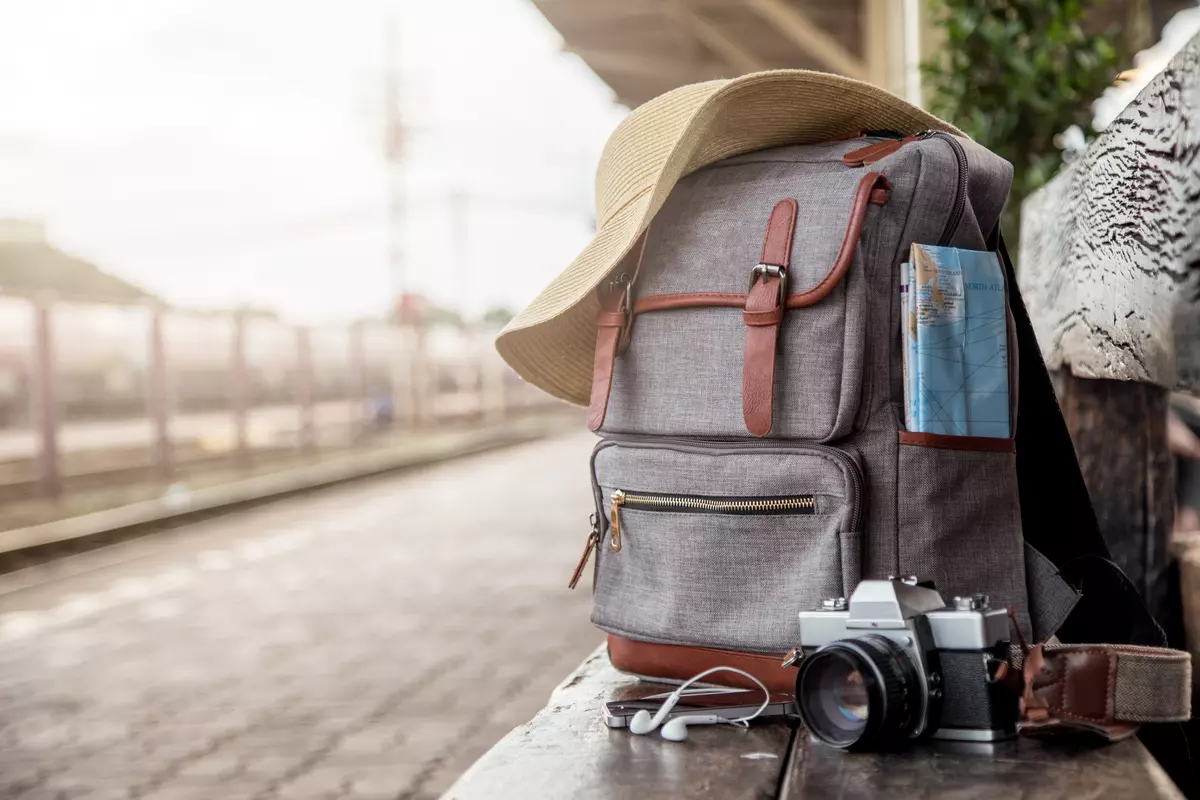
666 666 771 727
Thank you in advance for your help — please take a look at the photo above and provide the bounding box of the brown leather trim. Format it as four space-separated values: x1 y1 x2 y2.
587 289 624 433
742 199 795 437
869 188 889 206
743 307 784 326
586 233 649 432
842 140 892 167
629 172 890 319
633 293 746 313
595 310 625 327
759 198 796 267
898 430 1015 453
842 136 917 167
606 634 795 694
802 171 888 306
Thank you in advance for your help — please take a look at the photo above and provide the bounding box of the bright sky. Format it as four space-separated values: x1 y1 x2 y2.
0 0 626 322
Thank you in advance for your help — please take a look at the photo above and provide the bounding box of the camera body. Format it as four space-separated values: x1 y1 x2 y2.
794 578 1016 748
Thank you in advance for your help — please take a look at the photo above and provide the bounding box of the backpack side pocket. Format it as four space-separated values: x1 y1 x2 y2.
896 432 1030 637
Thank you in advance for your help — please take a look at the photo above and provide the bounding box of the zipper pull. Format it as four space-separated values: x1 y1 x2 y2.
568 514 601 590
609 489 625 552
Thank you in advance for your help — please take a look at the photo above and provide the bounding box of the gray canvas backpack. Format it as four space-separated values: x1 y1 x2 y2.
573 132 1085 689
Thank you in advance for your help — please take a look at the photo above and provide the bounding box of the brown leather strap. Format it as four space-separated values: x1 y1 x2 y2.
1018 643 1191 741
843 136 917 167
759 198 796 267
607 634 795 693
586 233 649 432
586 287 626 432
742 199 795 437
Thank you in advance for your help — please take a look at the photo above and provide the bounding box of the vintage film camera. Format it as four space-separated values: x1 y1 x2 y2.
790 577 1017 749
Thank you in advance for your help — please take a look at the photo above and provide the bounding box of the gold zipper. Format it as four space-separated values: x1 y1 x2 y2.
609 489 625 552
608 489 816 554
568 514 601 590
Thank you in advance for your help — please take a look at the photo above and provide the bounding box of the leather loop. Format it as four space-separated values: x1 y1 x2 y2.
595 310 626 328
742 307 784 327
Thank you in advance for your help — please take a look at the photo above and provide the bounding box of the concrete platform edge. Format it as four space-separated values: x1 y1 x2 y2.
0 412 582 555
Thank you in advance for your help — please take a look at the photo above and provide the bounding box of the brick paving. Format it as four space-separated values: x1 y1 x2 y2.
0 431 602 800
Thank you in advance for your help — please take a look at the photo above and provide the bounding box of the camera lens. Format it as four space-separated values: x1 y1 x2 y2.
795 635 923 749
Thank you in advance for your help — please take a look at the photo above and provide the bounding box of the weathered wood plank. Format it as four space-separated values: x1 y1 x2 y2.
1056 373 1177 632
443 646 792 800
1019 32 1200 393
780 726 1183 799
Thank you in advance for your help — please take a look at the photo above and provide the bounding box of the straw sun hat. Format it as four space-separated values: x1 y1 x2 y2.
495 70 959 405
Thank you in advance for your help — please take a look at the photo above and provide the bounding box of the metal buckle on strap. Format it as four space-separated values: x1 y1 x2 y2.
749 264 788 306
607 273 634 353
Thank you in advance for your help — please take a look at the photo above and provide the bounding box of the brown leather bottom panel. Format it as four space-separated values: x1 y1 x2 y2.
606 635 795 694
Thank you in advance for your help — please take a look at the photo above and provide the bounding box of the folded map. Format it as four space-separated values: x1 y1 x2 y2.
904 244 1009 438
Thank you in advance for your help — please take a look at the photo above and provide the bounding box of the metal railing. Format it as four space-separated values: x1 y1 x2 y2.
0 294 554 498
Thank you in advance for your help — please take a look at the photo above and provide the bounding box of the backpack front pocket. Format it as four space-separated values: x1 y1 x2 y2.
590 439 863 654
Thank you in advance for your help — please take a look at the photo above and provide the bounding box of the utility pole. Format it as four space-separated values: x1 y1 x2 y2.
449 188 468 313
382 14 426 426
383 14 406 300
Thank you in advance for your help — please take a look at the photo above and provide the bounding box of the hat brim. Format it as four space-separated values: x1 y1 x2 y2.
496 70 958 406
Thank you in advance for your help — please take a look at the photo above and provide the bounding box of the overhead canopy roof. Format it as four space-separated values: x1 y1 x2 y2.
533 1 1196 111
533 0 875 109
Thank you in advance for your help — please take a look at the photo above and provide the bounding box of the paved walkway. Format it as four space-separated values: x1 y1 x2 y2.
0 431 602 800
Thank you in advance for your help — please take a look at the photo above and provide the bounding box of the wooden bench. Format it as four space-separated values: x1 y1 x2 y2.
445 647 1181 799
449 33 1200 800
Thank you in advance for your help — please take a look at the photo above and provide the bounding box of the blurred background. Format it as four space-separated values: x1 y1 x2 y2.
1 1 1198 799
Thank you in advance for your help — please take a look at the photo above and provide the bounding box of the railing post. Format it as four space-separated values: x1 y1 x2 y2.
31 297 60 497
295 326 316 453
350 321 368 438
147 304 173 480
388 325 405 429
230 310 250 468
482 349 506 424
410 326 431 428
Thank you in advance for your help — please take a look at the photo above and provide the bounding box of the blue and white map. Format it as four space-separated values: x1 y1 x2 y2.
905 244 1010 438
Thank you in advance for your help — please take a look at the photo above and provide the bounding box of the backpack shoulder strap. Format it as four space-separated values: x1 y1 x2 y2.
996 230 1165 648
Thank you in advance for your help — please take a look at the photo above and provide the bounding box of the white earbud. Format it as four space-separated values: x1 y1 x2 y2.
628 693 681 735
625 666 770 743
659 714 724 742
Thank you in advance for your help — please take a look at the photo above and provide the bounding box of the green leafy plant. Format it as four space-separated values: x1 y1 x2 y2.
921 0 1121 248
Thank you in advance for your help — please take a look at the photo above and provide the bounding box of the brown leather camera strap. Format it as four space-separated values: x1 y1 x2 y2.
1014 643 1192 741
